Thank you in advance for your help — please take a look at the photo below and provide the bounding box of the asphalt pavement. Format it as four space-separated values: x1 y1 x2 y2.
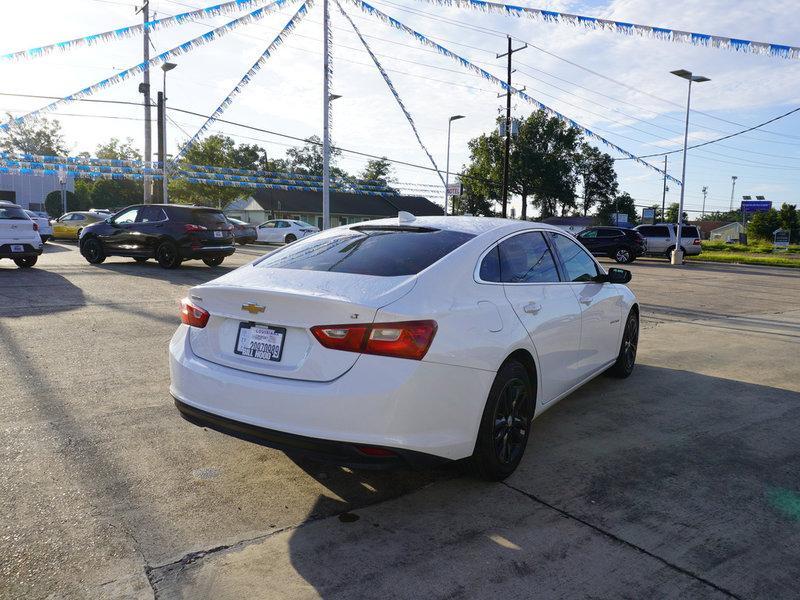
2 242 799 599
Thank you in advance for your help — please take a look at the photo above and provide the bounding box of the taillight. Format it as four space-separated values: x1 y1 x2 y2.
32 222 39 231
180 298 209 328
693 239 701 245
311 320 437 360
184 223 207 233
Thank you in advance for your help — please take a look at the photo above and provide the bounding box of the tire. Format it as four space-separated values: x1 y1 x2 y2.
472 360 534 481
155 240 181 269
134 257 149 264
203 257 224 267
607 310 639 379
613 247 634 264
13 256 37 268
81 237 106 264
284 234 297 244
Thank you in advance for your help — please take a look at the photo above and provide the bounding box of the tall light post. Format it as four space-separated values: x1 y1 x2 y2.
729 175 738 211
161 62 177 204
670 69 709 266
701 185 708 219
444 114 464 215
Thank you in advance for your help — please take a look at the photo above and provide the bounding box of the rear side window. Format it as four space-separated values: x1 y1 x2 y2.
640 225 669 237
0 206 29 220
578 229 598 239
497 232 560 284
138 206 168 222
597 229 622 238
680 226 699 238
257 227 475 277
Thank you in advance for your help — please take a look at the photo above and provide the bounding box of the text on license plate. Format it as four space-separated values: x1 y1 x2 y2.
213 231 223 238
234 323 285 362
10 245 24 252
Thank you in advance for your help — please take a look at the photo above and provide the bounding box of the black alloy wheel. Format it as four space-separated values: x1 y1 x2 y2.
285 233 297 244
203 257 224 267
614 247 633 264
81 238 106 264
13 256 37 268
156 241 181 269
473 360 534 480
607 310 639 378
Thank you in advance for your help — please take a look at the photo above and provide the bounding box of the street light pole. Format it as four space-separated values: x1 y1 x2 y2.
161 62 176 204
137 1 152 204
670 69 709 266
701 185 708 219
729 175 738 212
444 115 464 215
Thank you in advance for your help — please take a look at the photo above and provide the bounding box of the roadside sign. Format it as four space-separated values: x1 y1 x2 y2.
642 208 656 225
741 200 772 213
611 212 628 225
774 229 790 249
446 182 462 197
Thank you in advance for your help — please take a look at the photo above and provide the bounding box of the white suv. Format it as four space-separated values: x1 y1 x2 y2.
0 201 44 268
634 223 702 259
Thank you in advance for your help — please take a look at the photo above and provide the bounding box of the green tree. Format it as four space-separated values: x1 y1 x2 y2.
171 135 248 207
452 164 495 216
90 179 142 210
665 202 688 223
778 203 799 242
597 192 638 226
95 137 141 160
576 143 618 216
285 135 348 179
1 114 69 155
747 208 781 241
45 190 81 216
360 157 393 185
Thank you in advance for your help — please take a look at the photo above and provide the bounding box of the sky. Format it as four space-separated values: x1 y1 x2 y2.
1 0 799 217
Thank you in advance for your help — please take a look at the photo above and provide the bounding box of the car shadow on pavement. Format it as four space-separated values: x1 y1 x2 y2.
42 242 73 253
92 259 238 286
147 365 800 599
0 265 85 316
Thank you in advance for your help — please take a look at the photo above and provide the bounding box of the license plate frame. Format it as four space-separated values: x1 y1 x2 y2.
234 322 286 362
10 244 24 253
213 230 223 238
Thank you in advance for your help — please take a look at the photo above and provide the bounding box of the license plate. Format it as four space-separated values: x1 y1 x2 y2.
10 245 24 253
213 231 223 238
234 323 285 362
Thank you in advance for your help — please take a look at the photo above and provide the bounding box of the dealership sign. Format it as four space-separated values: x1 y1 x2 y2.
740 198 772 213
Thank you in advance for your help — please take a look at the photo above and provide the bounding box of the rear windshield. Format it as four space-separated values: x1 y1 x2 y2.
0 206 29 220
181 209 227 227
256 227 475 276
680 226 700 238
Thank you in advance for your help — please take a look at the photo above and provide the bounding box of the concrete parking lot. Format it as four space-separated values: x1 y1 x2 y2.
2 242 799 599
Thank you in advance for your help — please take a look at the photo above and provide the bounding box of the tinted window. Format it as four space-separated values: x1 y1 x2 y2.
597 229 622 238
138 206 167 223
262 222 277 228
479 246 501 282
578 229 597 239
680 226 699 238
551 233 599 282
257 227 475 277
114 208 138 224
497 232 559 284
641 226 669 237
0 206 29 220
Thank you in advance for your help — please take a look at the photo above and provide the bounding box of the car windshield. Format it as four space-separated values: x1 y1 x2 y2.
256 227 475 276
293 220 314 228
187 209 227 227
0 206 29 220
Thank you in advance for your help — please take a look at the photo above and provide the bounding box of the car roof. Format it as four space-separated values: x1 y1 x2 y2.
347 215 568 238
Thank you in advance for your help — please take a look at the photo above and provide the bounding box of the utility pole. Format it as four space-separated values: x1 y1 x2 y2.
660 155 668 223
322 0 331 230
729 175 738 212
137 2 152 204
497 36 526 219
701 186 708 219
156 91 164 203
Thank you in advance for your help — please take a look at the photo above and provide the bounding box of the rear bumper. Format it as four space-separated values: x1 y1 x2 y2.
0 242 43 258
169 324 494 462
179 244 236 260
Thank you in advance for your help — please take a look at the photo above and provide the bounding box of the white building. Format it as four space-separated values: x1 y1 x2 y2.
0 173 75 211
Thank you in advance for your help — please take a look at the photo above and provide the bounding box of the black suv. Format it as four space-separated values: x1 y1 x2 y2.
79 204 235 269
576 226 646 264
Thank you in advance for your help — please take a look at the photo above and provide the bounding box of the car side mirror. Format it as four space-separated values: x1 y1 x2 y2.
595 268 632 284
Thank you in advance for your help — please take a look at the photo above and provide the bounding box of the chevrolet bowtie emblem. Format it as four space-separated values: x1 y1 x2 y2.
241 303 265 314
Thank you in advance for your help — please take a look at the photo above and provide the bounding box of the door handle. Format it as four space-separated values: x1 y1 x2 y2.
523 302 542 314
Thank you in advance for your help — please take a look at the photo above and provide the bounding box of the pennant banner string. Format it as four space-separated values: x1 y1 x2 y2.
348 0 681 185
171 0 314 166
1 0 271 62
335 0 445 186
418 0 800 60
0 0 299 132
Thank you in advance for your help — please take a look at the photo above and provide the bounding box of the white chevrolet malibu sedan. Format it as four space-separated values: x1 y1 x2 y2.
170 215 638 480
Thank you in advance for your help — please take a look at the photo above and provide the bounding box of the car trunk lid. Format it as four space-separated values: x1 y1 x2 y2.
187 266 416 381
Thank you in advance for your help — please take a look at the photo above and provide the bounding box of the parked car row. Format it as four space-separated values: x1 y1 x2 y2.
576 223 702 263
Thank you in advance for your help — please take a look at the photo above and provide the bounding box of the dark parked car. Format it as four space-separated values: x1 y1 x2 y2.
226 217 258 245
576 226 646 264
79 204 235 269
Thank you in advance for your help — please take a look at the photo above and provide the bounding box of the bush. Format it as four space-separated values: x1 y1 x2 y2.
44 190 81 217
